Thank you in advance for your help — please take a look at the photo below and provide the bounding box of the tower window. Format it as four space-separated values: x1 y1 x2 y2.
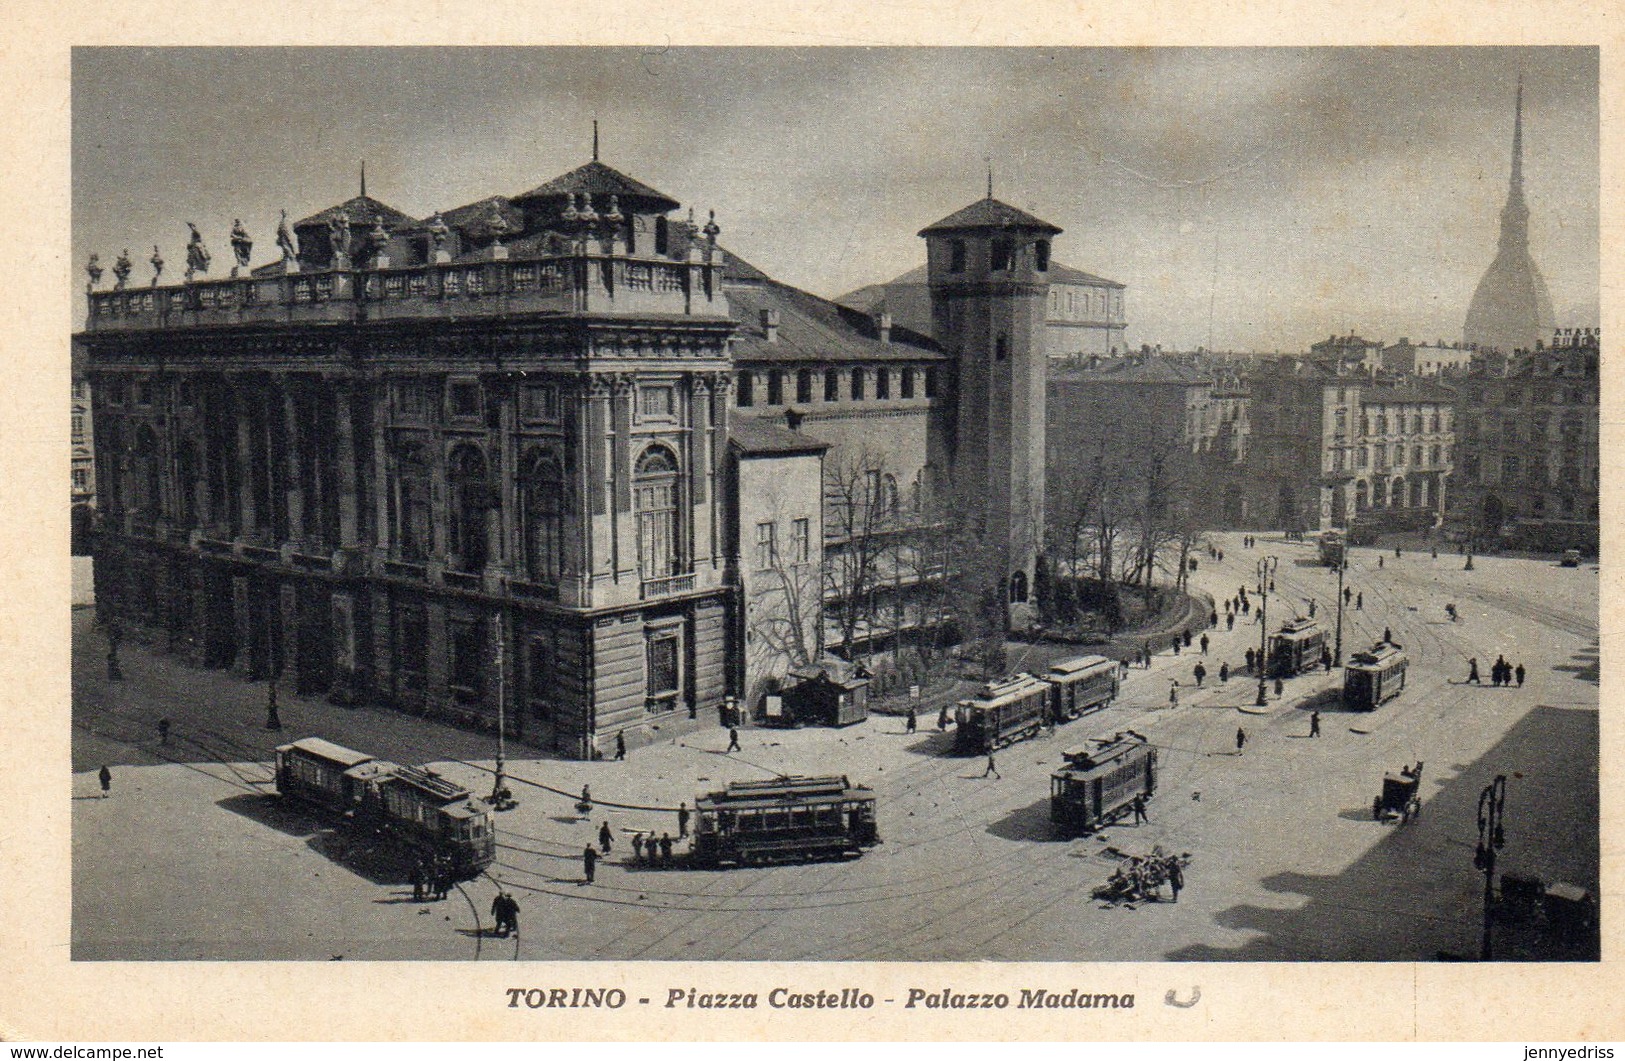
876 368 890 400
851 368 866 401
824 369 840 402
736 371 754 407
1035 240 1050 272
767 371 784 405
949 240 966 273
900 368 915 399
995 334 1009 362
796 370 813 404
990 238 1012 272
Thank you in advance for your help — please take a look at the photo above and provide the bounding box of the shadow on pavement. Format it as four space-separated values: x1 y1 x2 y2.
1551 641 1599 685
984 797 1063 842
216 792 324 839
902 730 960 757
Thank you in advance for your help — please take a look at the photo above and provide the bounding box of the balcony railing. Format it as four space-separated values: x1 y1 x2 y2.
640 573 695 600
83 247 729 334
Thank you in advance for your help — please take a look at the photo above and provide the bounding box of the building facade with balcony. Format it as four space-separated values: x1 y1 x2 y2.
71 339 96 555
80 159 738 759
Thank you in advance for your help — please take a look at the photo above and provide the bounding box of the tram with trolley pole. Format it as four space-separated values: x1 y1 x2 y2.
273 737 496 880
690 775 879 867
1318 528 1347 567
953 672 1053 754
1268 617 1327 678
1045 654 1121 722
1050 731 1158 836
1342 640 1409 709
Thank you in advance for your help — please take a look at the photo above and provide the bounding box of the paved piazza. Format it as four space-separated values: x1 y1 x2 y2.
72 532 1598 961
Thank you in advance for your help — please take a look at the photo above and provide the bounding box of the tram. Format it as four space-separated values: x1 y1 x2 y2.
1268 617 1327 678
690 775 879 867
274 737 495 880
1342 641 1409 709
1049 732 1158 836
1045 654 1121 721
953 673 1053 755
1318 528 1347 567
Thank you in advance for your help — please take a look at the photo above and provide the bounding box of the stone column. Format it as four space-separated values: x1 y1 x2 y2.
371 381 392 557
329 590 358 704
278 582 302 693
231 575 256 678
334 383 361 548
188 565 213 668
235 396 257 538
281 379 305 548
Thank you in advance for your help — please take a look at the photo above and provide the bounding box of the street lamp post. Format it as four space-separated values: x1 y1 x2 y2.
490 616 515 810
1475 774 1508 960
1333 556 1346 665
1255 555 1278 707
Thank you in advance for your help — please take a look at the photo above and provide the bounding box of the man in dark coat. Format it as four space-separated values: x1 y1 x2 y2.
491 892 510 936
1468 658 1481 684
983 752 1000 779
937 705 950 730
1235 727 1247 754
158 718 170 745
599 821 613 855
1515 662 1526 687
411 860 426 902
1167 859 1184 903
726 727 741 753
1219 662 1230 683
660 833 674 862
583 845 598 884
1310 711 1321 738
615 731 627 761
906 707 918 733
1200 633 1210 655
98 764 111 798
1193 663 1206 687
678 802 690 838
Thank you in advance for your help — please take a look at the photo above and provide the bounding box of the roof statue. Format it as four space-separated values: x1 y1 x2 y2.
85 253 103 292
1464 77 1556 354
184 222 210 280
425 211 450 249
149 245 164 285
328 211 352 262
113 249 132 290
230 218 253 273
275 209 298 262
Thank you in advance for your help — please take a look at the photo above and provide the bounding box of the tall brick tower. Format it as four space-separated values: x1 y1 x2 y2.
921 192 1059 614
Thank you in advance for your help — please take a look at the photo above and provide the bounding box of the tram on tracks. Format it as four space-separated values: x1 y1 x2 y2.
1268 617 1327 678
953 673 1053 754
1045 654 1121 722
690 775 879 867
274 737 495 880
1318 528 1347 567
1049 732 1158 836
1342 641 1409 709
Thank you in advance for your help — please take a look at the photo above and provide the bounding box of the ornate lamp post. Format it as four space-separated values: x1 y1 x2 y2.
1475 774 1508 960
1255 555 1278 706
1333 555 1346 665
489 616 515 810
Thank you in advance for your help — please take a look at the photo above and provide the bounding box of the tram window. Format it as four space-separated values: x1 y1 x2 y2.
764 810 790 831
737 812 759 832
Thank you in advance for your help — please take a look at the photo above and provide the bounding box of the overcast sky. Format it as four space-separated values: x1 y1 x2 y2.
72 47 1598 351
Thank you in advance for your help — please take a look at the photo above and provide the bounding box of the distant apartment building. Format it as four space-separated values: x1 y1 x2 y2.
1237 358 1453 532
839 260 1126 360
1309 333 1385 374
71 339 95 555
1448 328 1600 551
1381 338 1477 377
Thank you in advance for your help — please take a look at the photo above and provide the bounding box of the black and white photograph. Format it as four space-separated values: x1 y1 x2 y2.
64 45 1603 973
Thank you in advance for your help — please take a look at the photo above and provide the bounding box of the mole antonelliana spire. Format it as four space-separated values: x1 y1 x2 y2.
1463 75 1556 354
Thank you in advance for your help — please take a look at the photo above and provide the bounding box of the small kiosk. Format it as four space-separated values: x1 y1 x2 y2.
779 657 870 727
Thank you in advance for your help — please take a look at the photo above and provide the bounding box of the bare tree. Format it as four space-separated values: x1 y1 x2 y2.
822 449 901 658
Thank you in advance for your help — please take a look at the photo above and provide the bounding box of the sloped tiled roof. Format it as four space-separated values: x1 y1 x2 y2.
1048 262 1124 289
836 258 1121 311
730 414 830 456
1053 357 1211 386
726 274 942 364
512 160 680 212
295 195 418 231
438 195 526 237
919 197 1062 236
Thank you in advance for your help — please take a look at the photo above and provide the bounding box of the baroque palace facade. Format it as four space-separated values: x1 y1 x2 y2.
79 156 1059 758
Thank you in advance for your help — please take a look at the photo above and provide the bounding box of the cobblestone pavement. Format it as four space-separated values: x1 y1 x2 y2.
71 533 1599 961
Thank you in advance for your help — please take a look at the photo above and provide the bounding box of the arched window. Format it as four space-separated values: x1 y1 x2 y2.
1009 569 1028 604
796 369 813 404
634 446 681 579
396 443 433 561
521 449 565 583
448 444 492 572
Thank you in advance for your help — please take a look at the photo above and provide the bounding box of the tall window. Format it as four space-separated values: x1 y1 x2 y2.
634 446 680 579
1035 239 1050 271
767 371 784 405
528 633 557 721
990 238 1012 272
755 521 777 570
824 369 840 402
396 605 427 690
396 443 433 562
520 450 565 583
448 618 485 702
639 385 675 419
900 368 915 399
131 423 162 523
736 371 754 407
875 368 890 399
646 631 680 712
791 518 810 564
949 239 966 273
851 368 866 401
71 414 84 443
796 370 813 404
448 444 492 572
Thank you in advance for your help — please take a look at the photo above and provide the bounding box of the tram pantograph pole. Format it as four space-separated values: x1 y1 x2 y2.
1255 555 1277 707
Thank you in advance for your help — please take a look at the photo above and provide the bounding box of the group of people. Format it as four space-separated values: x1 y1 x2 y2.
1466 655 1526 687
1094 847 1188 905
630 831 678 865
489 891 521 937
410 854 457 902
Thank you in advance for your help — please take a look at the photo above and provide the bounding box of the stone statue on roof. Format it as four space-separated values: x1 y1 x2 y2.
113 249 132 290
425 211 450 250
327 211 352 263
150 245 164 285
184 222 211 280
275 209 298 263
86 253 103 291
230 218 253 273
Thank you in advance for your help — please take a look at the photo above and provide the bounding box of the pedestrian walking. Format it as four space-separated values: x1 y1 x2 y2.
983 752 1000 779
632 833 645 862
1226 613 1235 631
1218 549 1225 562
582 845 597 884
1168 859 1184 903
1355 592 1363 610
1183 629 1193 648
1210 610 1219 628
98 764 111 798
1245 647 1256 673
726 727 741 752
1173 639 1181 656
937 705 950 731
1383 626 1392 644
1169 681 1180 707
580 784 592 812
678 801 690 838
1310 711 1321 738
1193 663 1206 687
1235 728 1247 755
1515 663 1526 687
501 893 520 937
411 859 426 902
599 821 613 855
158 718 171 745
1131 794 1148 824
1200 633 1210 655
1143 641 1151 664
1273 676 1284 697
1395 545 1402 558
1343 586 1352 606
659 833 674 862
1378 555 1384 569
1219 662 1230 683
1308 599 1316 618
906 707 918 734
1467 658 1481 684
491 892 511 937
615 731 626 761
1241 598 1251 616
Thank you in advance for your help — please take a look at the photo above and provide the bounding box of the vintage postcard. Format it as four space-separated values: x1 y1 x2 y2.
3 0 1621 1043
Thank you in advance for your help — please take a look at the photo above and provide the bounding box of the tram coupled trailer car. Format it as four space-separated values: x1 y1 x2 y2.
1343 641 1409 709
1268 618 1327 678
1046 654 1121 722
1318 529 1347 568
954 673 1053 755
275 737 377 815
691 775 879 867
1050 732 1158 836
